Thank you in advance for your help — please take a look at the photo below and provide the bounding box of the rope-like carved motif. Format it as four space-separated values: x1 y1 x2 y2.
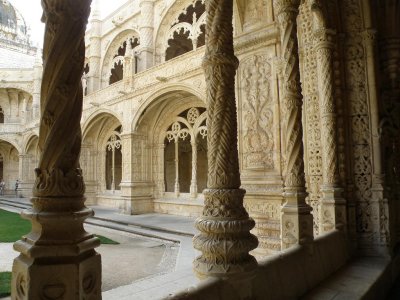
314 27 339 186
275 0 306 188
193 0 257 278
34 0 91 197
203 0 240 189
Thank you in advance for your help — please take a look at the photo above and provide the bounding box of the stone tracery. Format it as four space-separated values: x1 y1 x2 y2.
165 0 205 60
101 30 140 86
164 107 207 197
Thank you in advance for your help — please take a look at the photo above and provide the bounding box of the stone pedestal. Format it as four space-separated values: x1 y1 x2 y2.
12 198 101 300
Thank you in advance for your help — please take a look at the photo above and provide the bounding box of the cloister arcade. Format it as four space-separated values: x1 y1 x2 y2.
0 0 399 298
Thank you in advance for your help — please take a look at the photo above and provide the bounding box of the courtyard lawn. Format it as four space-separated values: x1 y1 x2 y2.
0 272 11 298
0 209 119 244
0 209 31 242
0 209 119 297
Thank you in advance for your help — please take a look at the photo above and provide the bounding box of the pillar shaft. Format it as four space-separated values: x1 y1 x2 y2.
12 1 102 299
190 140 197 198
87 0 101 93
274 0 313 249
174 139 180 197
33 51 42 120
311 2 346 234
375 0 400 250
138 0 155 71
193 0 258 279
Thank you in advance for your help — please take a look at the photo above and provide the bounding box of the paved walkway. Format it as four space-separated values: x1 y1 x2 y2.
0 197 200 299
0 197 197 236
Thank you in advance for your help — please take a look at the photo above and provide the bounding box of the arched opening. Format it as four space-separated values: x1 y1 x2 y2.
196 119 208 193
165 30 193 61
109 60 124 85
0 154 3 182
0 107 4 123
82 112 123 205
0 139 20 192
108 38 140 85
165 0 206 61
105 126 122 191
164 139 175 192
82 62 89 96
163 107 207 197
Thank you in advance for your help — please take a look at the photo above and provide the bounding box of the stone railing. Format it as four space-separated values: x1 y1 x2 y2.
83 47 205 109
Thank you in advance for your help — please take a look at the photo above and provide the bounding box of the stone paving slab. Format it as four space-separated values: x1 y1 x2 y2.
91 205 197 236
0 198 198 236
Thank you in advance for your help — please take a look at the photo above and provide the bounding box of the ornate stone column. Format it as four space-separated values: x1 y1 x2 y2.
87 0 101 94
123 39 135 90
311 2 346 234
190 139 198 198
373 0 400 250
193 0 258 279
106 134 121 192
138 0 155 71
274 0 313 249
158 143 166 196
174 139 180 197
11 1 102 299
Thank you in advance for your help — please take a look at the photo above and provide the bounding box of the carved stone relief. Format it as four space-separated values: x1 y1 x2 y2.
341 0 375 250
242 0 268 30
239 54 274 171
298 0 322 236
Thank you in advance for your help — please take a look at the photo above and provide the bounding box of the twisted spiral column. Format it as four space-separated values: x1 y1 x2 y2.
312 3 346 234
12 1 102 299
274 0 313 249
193 0 258 279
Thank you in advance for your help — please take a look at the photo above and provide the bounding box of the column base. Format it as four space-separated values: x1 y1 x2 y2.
193 188 258 279
320 185 347 234
11 197 102 299
281 187 314 249
12 251 101 300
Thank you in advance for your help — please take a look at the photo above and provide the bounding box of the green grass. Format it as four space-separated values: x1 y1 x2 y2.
0 209 118 297
0 272 11 298
0 209 31 242
0 209 119 244
95 235 119 245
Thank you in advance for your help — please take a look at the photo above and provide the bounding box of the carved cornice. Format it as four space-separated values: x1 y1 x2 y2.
234 24 279 54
